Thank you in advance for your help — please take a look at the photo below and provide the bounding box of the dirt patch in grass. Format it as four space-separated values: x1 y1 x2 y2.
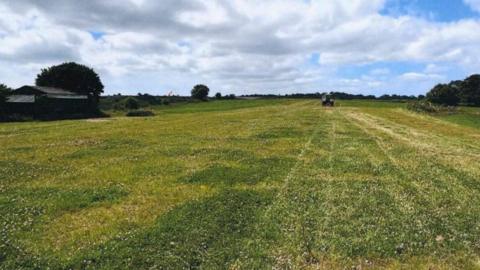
85 119 111 123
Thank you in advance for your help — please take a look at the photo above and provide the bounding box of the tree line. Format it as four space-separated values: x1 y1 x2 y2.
426 74 480 106
237 92 419 100
1 62 478 113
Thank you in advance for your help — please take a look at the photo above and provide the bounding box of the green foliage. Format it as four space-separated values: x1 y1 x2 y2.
0 83 12 104
426 74 480 106
426 83 460 106
0 84 13 120
124 97 139 110
156 99 289 114
407 100 457 114
215 92 222 99
125 110 154 117
35 62 104 99
460 74 480 106
191 84 210 100
100 96 185 112
225 94 236 99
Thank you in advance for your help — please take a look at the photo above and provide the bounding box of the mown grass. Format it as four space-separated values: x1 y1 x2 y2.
1 99 480 269
438 107 480 129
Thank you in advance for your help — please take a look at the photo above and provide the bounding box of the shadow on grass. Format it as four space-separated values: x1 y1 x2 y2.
254 127 304 140
68 189 274 269
179 156 295 186
0 185 129 269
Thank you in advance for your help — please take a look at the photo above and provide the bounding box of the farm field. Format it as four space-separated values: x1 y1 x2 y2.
1 99 480 269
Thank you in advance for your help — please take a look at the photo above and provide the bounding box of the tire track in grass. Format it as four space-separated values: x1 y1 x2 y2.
374 110 480 157
308 112 338 264
341 109 453 241
283 110 410 266
316 110 480 267
310 112 403 261
341 110 418 220
342 112 401 169
261 109 349 268
239 106 329 268
259 107 480 269
394 108 480 149
344 110 480 179
342 109 480 260
264 109 404 267
342 109 475 200
270 109 324 202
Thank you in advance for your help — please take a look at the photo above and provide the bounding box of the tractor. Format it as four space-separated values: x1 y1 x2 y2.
322 94 335 107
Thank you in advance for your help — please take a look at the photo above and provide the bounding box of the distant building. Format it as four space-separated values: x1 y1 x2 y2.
6 85 92 115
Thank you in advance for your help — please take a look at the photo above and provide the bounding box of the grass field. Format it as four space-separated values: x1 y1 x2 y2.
1 99 480 269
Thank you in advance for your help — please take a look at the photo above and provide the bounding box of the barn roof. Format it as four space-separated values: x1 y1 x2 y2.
7 95 35 103
13 86 82 96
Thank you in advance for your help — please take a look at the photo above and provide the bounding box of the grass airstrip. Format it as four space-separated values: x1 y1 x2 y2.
1 99 480 269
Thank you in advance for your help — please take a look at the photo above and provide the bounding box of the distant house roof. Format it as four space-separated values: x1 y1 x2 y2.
9 86 88 100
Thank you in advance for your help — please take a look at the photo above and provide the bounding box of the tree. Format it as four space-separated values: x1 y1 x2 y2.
191 84 210 100
124 97 139 110
0 84 12 104
36 62 104 102
215 92 222 99
449 80 463 90
460 74 480 106
426 83 460 106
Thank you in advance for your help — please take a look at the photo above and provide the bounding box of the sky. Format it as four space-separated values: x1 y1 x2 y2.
0 0 480 96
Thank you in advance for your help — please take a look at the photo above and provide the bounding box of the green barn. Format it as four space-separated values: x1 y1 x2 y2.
6 86 93 116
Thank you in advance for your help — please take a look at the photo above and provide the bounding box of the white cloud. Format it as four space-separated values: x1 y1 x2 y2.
464 0 480 12
0 0 479 95
400 72 443 81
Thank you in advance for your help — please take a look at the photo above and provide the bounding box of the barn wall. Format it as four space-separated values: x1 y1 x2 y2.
6 96 95 117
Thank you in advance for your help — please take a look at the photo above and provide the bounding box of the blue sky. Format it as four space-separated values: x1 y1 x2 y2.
382 0 479 22
1 0 480 96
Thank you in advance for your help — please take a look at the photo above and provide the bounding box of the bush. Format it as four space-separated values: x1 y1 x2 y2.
0 83 12 104
126 110 155 117
191 84 210 100
124 97 139 110
425 74 480 107
407 100 457 114
460 74 480 106
426 84 460 106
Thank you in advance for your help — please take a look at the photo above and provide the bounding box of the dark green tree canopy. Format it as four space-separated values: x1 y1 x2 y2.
0 84 12 104
425 74 480 106
124 97 139 110
215 92 222 99
460 74 480 106
426 83 460 106
191 84 210 100
36 62 104 98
